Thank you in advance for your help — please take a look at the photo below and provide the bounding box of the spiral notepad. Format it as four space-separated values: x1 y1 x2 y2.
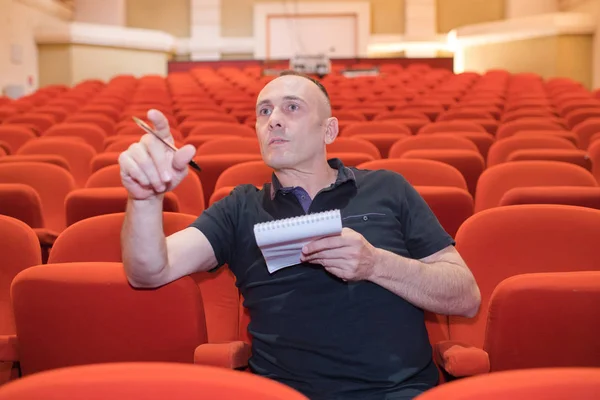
254 209 343 273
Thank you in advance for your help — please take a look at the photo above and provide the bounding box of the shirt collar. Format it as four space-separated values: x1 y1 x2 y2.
269 158 356 200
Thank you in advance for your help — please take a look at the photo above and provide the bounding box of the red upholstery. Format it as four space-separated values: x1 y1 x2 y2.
438 272 600 377
415 186 473 238
414 368 600 400
499 186 600 209
357 159 468 190
86 164 205 215
0 362 309 399
11 262 208 375
486 272 600 372
64 187 180 226
48 212 240 346
451 205 600 349
474 161 598 212
0 215 41 380
0 162 76 232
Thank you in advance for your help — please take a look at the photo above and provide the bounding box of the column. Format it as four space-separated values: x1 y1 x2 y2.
189 0 221 60
73 0 126 26
403 0 438 57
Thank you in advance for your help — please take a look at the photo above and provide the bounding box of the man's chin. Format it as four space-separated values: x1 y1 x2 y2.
264 155 294 170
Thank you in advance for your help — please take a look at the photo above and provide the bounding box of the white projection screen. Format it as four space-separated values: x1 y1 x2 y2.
266 14 358 59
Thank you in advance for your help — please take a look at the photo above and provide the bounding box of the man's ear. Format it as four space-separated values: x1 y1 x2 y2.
324 117 339 145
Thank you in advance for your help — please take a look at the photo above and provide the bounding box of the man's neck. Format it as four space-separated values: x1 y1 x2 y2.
275 161 338 199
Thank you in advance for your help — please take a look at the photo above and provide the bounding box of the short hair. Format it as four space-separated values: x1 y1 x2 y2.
278 70 330 104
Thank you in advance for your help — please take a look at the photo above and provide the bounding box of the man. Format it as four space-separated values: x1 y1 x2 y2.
118 71 481 400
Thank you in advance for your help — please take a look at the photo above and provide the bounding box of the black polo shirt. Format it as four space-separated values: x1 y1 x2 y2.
191 158 455 400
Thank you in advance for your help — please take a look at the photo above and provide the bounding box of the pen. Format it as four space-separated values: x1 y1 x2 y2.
132 116 201 172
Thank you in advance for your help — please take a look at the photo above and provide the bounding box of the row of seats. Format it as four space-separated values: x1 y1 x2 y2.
1 157 598 261
1 203 598 382
0 362 597 399
1 65 599 397
1 66 600 260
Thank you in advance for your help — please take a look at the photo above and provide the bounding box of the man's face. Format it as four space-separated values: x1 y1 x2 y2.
255 75 334 170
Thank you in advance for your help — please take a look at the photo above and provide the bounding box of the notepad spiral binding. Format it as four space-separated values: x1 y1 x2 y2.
253 209 341 232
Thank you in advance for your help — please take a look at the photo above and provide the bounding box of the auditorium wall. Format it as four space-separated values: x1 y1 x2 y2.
558 0 600 88
436 0 505 33
125 0 191 38
220 0 405 37
0 0 70 96
461 35 593 89
38 43 172 87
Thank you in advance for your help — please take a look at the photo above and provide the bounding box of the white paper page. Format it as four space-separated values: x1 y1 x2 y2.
254 210 342 273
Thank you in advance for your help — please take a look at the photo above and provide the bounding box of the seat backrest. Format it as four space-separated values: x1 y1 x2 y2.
11 262 207 376
43 123 106 153
65 113 116 136
17 138 96 187
186 122 254 137
452 204 600 348
0 183 44 228
414 368 600 400
4 113 56 134
0 126 36 153
506 149 592 171
327 137 382 159
0 154 71 171
194 154 263 206
418 121 486 134
0 215 41 335
572 117 600 149
499 186 600 209
343 121 411 136
196 137 260 155
49 212 194 263
487 135 575 166
474 161 598 212
214 161 272 190
496 118 564 140
388 135 478 158
86 164 205 215
64 188 180 226
415 186 473 238
0 362 309 399
90 152 120 173
48 212 240 345
357 159 468 190
485 271 600 371
0 162 76 232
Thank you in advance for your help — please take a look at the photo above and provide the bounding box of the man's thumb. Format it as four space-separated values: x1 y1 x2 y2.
172 144 197 171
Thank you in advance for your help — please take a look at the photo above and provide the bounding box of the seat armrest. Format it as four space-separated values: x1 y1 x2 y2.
194 341 251 369
0 335 19 362
434 340 490 377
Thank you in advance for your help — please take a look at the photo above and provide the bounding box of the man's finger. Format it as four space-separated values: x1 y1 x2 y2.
141 133 172 182
173 144 197 171
147 109 173 141
302 236 346 256
301 248 347 263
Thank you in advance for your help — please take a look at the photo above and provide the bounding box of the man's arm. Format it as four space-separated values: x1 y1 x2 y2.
300 228 481 318
369 244 480 317
122 197 218 288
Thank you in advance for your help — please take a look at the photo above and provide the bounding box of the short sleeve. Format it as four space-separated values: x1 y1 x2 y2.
399 178 455 259
189 185 249 268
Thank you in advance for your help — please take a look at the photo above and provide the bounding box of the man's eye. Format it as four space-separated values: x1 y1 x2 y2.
259 108 271 116
288 104 299 111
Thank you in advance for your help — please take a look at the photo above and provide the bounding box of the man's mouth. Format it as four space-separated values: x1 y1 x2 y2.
269 137 288 145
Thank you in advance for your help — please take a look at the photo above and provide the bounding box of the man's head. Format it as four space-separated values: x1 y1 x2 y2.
255 71 338 171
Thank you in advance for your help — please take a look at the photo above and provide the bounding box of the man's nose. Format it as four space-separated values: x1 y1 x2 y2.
268 108 284 130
